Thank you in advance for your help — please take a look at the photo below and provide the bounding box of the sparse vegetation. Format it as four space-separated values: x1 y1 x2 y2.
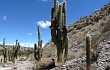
0 0 110 70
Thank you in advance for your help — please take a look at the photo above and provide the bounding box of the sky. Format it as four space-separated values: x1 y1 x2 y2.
0 0 110 47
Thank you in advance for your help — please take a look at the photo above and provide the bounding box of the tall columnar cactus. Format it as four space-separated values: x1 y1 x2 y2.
27 47 30 57
13 40 20 60
86 34 91 70
8 48 12 61
50 0 68 63
34 25 43 61
12 45 15 63
15 40 20 59
2 38 8 63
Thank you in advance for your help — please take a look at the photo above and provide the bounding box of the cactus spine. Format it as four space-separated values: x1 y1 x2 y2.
50 0 68 63
2 38 7 63
86 34 91 70
34 25 43 61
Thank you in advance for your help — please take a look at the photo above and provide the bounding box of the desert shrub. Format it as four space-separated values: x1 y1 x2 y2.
100 18 110 33
76 24 83 30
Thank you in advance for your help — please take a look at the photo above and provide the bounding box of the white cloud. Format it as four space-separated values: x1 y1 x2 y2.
37 21 51 28
42 44 45 47
20 43 34 47
3 16 7 21
28 33 33 35
0 42 45 47
6 43 33 47
20 43 45 47
6 43 15 46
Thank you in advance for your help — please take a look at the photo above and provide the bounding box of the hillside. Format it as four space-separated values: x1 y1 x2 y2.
43 2 110 69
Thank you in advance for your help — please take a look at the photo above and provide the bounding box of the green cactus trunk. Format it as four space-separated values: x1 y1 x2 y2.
12 45 15 63
50 0 68 63
12 40 20 63
4 48 7 63
15 40 19 59
2 38 7 63
8 50 11 61
34 25 43 61
86 34 91 70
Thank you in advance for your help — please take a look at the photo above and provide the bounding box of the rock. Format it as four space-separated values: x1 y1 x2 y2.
19 57 27 61
13 66 17 69
107 41 110 44
3 64 9 67
60 65 67 70
62 40 110 70
25 67 33 70
32 66 37 70
105 65 110 70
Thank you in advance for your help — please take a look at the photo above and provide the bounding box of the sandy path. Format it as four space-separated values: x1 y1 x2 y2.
14 60 35 70
0 57 36 70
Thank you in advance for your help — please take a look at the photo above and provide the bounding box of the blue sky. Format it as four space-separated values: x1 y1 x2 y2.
0 0 110 47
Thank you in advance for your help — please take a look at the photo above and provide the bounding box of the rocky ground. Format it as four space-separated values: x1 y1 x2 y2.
0 57 36 70
0 41 109 70
50 40 110 70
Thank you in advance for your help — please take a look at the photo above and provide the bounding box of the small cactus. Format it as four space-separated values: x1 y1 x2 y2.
34 25 43 61
12 45 15 63
8 48 11 61
86 34 91 70
14 40 20 59
12 40 20 63
2 38 8 63
27 47 31 57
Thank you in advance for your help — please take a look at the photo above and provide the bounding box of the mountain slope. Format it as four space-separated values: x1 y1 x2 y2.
43 2 110 63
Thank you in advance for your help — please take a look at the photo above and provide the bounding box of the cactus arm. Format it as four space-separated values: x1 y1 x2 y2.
34 44 39 60
38 25 41 41
58 4 63 30
64 39 68 61
3 38 5 48
62 26 67 49
51 6 58 45
51 21 57 45
62 13 64 28
54 0 58 18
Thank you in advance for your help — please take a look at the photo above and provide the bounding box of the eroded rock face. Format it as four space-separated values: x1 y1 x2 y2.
46 40 110 70
64 41 110 70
